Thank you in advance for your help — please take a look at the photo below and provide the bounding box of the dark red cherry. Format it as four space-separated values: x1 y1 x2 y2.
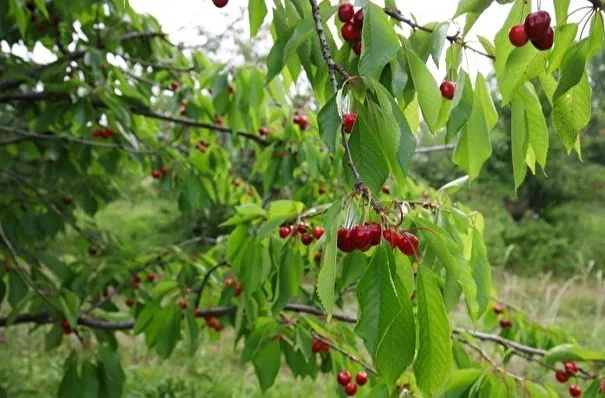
555 370 569 383
279 226 291 239
351 225 372 250
367 223 382 246
341 22 360 43
343 112 357 133
352 41 362 56
312 226 325 240
531 27 554 51
338 3 354 23
337 228 355 253
337 370 352 386
524 11 551 40
301 232 314 246
383 230 399 248
352 9 363 29
440 81 456 100
398 232 419 256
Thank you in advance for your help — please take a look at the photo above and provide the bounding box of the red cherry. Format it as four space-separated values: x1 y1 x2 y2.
313 252 322 263
398 232 419 256
214 115 223 126
338 3 354 23
599 379 605 393
170 81 179 90
440 81 456 100
352 41 362 56
524 11 551 40
258 127 270 136
367 223 382 246
88 246 97 256
126 298 135 308
63 195 73 205
337 371 352 386
343 112 357 133
228 84 235 94
564 361 578 375
555 370 569 383
356 371 368 386
298 115 309 129
301 232 314 246
61 319 73 335
383 230 399 248
381 185 390 194
151 169 161 179
178 298 188 310
132 275 141 284
101 288 108 298
146 273 156 283
92 129 104 138
351 225 373 251
312 226 325 240
234 282 243 296
318 186 326 195
212 0 228 7
292 115 301 125
499 319 512 329
569 385 582 397
297 223 309 234
509 24 529 47
344 382 357 396
493 304 504 314
337 228 356 253
531 27 554 51
352 9 363 29
311 338 322 353
279 226 291 239
225 278 234 288
213 321 223 331
341 22 360 43
104 128 114 138
320 342 330 352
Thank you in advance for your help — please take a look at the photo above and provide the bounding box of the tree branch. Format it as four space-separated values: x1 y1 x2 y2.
193 261 229 308
414 143 456 154
120 31 166 42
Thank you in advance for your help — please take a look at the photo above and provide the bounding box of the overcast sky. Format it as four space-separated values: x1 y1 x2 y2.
130 0 594 77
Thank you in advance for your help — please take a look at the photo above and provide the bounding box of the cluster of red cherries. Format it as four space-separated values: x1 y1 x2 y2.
194 310 224 331
337 223 419 256
492 304 513 329
224 277 243 296
311 337 330 354
292 113 309 130
508 10 554 51
279 223 324 246
338 3 364 56
151 166 168 180
337 370 368 396
196 139 211 153
554 361 583 397
92 127 114 140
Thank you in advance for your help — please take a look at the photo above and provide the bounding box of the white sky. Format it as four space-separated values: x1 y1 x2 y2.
130 0 594 77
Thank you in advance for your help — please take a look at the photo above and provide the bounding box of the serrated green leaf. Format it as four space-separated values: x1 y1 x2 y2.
253 340 281 391
98 346 125 398
414 265 453 394
406 45 441 133
316 201 344 314
511 97 528 190
359 3 400 79
498 45 548 105
518 82 548 170
547 24 578 73
543 343 605 363
318 94 339 152
248 0 267 37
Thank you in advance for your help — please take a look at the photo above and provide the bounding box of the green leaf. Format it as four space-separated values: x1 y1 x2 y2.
355 246 415 389
406 45 441 133
518 82 548 171
525 381 550 398
359 3 400 79
553 38 591 101
272 247 303 314
511 97 528 191
498 45 548 105
452 90 492 180
8 0 28 36
266 27 294 84
543 343 605 363
494 0 530 78
8 270 28 308
348 109 389 192
248 0 267 37
37 253 71 281
155 305 182 358
552 73 592 152
81 361 100 398
184 309 200 357
475 73 498 132
252 340 281 392
98 346 125 398
440 368 483 398
267 200 304 220
316 201 344 314
414 265 453 394
32 0 49 18
446 72 474 143
469 228 491 316
58 353 81 398
547 23 578 73
318 94 340 152
554 0 571 24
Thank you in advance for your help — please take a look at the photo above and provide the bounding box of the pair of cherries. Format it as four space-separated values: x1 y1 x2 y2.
509 11 554 51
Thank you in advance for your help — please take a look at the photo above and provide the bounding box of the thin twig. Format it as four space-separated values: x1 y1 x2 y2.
193 261 229 308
